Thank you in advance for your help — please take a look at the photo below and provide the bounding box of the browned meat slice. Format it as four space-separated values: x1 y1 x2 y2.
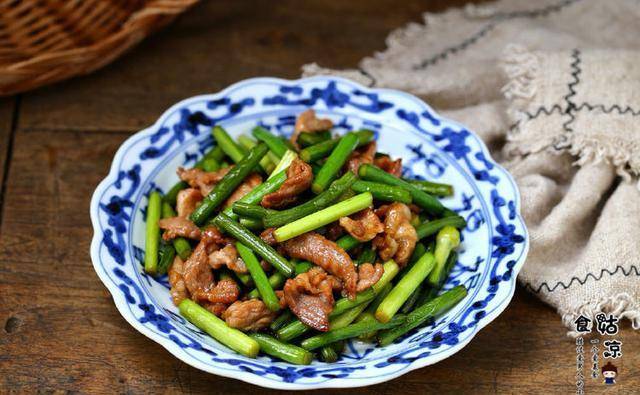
158 216 201 241
177 166 232 196
208 244 248 273
203 302 228 317
282 232 357 299
345 141 376 174
339 208 384 242
223 173 262 208
183 239 240 304
356 263 384 292
373 202 417 266
261 159 313 208
206 278 240 304
222 299 277 331
200 226 232 248
374 155 403 177
175 188 203 217
275 290 288 309
283 267 341 331
290 109 333 149
324 221 344 241
182 239 214 300
168 256 189 305
260 228 277 246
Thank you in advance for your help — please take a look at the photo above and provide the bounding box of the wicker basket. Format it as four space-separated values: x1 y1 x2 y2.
0 0 198 96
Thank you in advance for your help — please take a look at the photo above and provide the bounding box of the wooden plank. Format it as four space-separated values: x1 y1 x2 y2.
0 97 15 202
18 0 478 133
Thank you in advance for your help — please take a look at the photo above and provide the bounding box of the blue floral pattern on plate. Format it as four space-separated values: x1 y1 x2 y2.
90 77 529 390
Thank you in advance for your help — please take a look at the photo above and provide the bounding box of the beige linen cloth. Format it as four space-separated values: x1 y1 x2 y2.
303 0 640 334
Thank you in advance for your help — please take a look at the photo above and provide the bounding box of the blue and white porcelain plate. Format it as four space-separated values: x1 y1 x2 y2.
90 76 528 390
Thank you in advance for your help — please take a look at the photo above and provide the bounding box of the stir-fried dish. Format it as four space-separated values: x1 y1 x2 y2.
144 110 468 364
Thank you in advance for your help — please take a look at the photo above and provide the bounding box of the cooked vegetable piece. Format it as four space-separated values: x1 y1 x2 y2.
330 301 369 330
269 150 297 179
400 287 423 314
201 157 220 172
210 145 226 162
239 217 262 230
144 191 162 274
232 202 275 219
356 282 393 340
415 215 467 240
273 192 373 242
190 143 268 225
407 179 453 197
270 310 294 332
359 164 445 215
220 169 287 221
179 299 260 358
351 180 412 204
238 134 276 173
299 130 374 163
301 315 405 350
417 252 458 306
375 252 435 323
312 132 360 194
213 213 295 277
161 202 192 260
235 271 253 287
378 285 467 346
236 242 280 312
427 226 461 287
250 333 312 365
320 346 339 362
264 171 357 228
356 247 376 266
212 126 246 164
298 130 331 147
252 126 289 158
157 240 176 275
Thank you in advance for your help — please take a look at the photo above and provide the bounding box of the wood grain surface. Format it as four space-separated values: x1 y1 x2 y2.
0 1 637 393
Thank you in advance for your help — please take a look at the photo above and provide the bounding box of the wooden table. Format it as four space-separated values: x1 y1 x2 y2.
1 1 637 393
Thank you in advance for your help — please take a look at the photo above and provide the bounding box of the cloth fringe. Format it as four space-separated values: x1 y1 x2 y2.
569 136 636 183
563 293 640 337
501 44 539 126
301 63 372 86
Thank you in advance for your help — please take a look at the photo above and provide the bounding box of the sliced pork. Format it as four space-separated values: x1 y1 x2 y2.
373 202 418 266
158 216 201 241
223 299 277 331
177 166 232 196
339 208 384 242
281 232 357 299
261 159 313 208
356 263 384 293
223 173 262 208
345 141 376 174
290 109 333 149
282 267 341 331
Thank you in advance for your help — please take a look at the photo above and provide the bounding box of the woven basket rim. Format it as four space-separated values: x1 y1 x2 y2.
0 0 199 95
